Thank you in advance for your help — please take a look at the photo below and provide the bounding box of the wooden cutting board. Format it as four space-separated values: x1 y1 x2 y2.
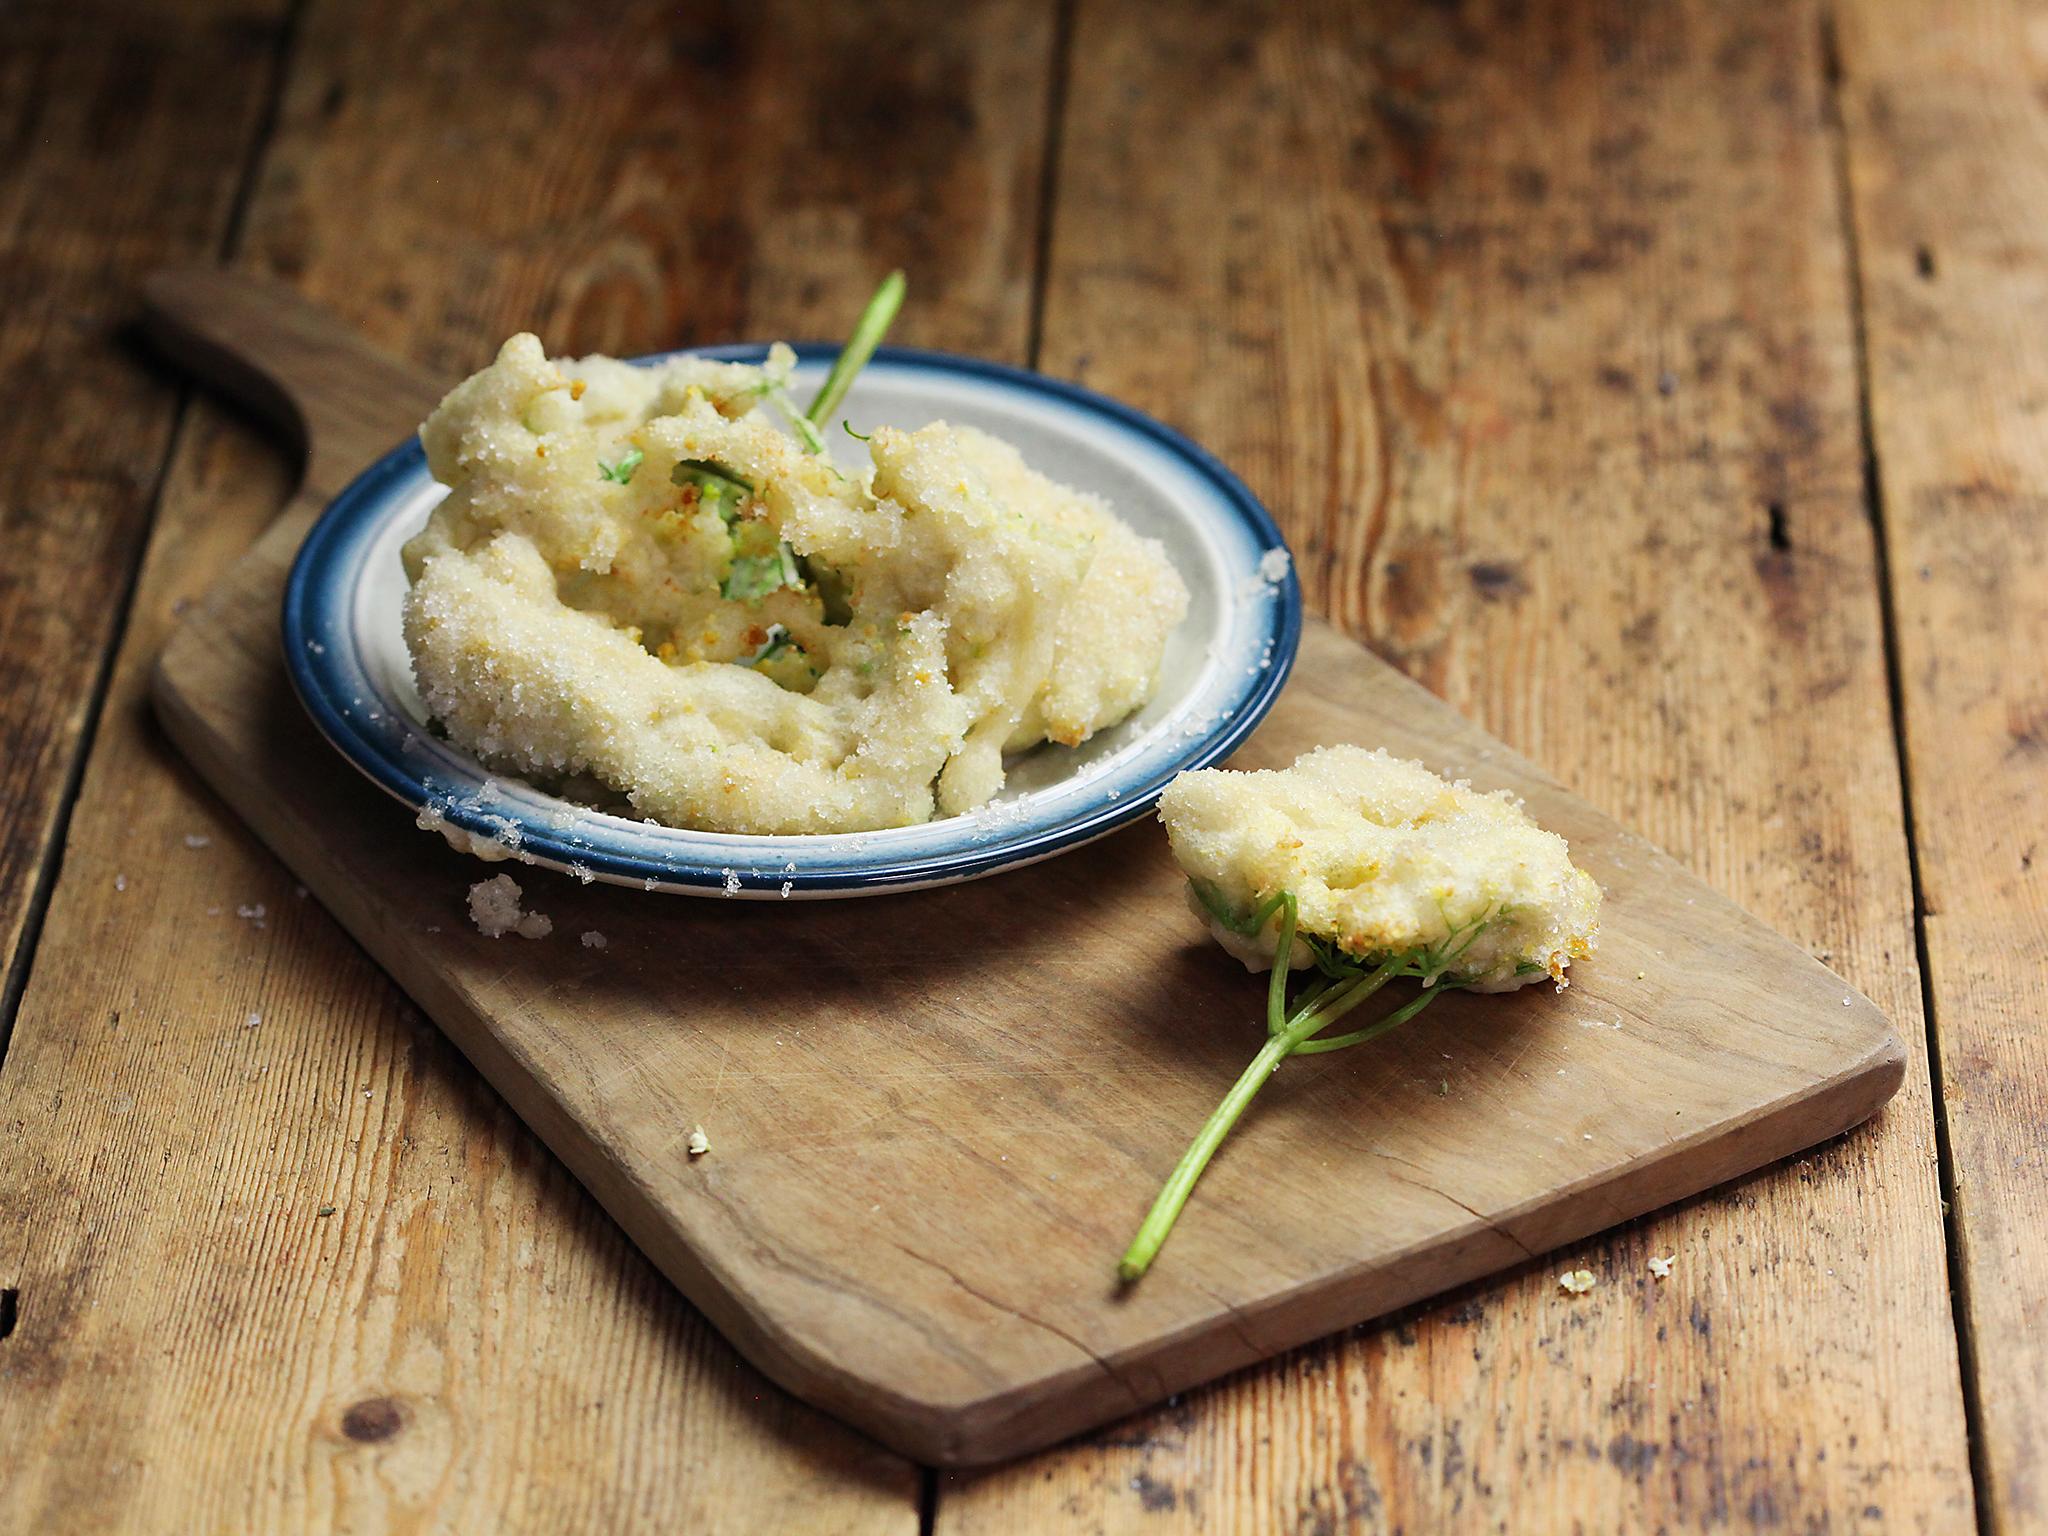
143 268 1903 1467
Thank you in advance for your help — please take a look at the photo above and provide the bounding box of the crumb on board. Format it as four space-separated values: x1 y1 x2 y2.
687 1125 710 1157
467 874 552 939
1648 1254 1675 1280
580 930 608 950
1558 1268 1597 1295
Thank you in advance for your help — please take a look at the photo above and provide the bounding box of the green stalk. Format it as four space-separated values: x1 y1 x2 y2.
1293 984 1446 1055
1116 901 1460 1283
806 270 906 427
1117 998 1337 1283
1264 894 1299 1034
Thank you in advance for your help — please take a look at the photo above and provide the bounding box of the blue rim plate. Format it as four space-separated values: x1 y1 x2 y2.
282 344 1301 898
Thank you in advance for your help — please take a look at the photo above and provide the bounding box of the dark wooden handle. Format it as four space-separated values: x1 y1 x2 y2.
140 267 443 504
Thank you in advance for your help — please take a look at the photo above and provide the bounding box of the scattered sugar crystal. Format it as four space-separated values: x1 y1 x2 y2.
686 1125 710 1157
467 874 552 939
1647 1254 1674 1280
114 874 128 892
779 881 793 898
580 930 608 950
1558 1269 1597 1295
1259 548 1291 582
243 1011 262 1030
568 863 595 885
721 868 741 896
183 834 211 850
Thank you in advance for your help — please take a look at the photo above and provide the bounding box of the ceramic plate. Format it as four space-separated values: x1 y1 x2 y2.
282 345 1301 897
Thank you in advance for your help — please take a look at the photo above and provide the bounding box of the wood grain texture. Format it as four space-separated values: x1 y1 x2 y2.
0 0 288 1015
1834 0 2048 1525
239 0 1050 372
0 0 1053 1526
941 0 1977 1525
149 272 1898 1466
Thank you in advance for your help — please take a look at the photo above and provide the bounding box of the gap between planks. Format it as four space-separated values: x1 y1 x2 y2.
0 1 311 1071
1818 7 1993 1533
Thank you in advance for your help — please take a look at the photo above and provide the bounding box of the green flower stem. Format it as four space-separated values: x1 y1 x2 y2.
1264 895 1299 1034
806 270 906 427
784 408 827 455
1118 911 1459 1282
1292 984 1447 1055
1118 995 1336 1283
1290 954 1406 1034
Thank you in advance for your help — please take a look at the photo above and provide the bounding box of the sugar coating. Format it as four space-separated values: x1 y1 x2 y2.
1158 745 1600 993
467 874 552 939
402 335 1189 834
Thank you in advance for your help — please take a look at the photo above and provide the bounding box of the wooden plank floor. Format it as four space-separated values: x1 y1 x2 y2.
0 0 2035 1529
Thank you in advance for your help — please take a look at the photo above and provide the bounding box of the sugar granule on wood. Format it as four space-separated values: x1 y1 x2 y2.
467 874 553 939
1558 1268 1597 1295
686 1125 710 1157
1648 1254 1675 1280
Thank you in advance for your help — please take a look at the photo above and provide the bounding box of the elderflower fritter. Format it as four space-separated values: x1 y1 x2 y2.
1119 746 1601 1282
1158 745 1601 992
400 280 1188 836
